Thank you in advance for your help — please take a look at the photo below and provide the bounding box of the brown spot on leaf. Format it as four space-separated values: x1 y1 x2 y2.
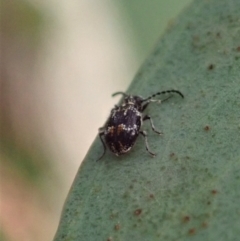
110 212 119 219
114 224 120 231
237 46 240 52
188 228 196 235
169 152 178 161
208 64 215 70
202 222 208 228
211 189 218 195
149 194 154 199
204 125 210 131
183 216 190 223
192 35 200 42
134 209 142 216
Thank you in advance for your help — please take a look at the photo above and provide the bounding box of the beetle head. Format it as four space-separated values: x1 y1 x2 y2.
123 95 144 111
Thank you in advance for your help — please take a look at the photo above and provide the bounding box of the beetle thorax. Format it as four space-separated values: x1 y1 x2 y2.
123 95 143 111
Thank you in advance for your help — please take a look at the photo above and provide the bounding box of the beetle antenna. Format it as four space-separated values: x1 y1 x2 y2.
142 90 184 102
112 92 128 97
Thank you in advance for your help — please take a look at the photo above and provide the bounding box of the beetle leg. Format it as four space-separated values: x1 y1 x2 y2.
142 98 163 111
143 115 163 135
142 95 173 111
97 128 106 161
142 101 150 111
140 131 156 157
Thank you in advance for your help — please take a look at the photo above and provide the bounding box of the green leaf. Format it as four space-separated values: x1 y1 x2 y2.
54 0 240 240
118 0 192 62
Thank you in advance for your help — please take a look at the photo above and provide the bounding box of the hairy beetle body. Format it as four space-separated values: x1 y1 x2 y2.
105 104 142 155
97 90 184 161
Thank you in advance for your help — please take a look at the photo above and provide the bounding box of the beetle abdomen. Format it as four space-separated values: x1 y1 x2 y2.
105 107 141 155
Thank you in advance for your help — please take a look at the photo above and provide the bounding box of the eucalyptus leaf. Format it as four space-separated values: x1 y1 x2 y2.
54 0 240 240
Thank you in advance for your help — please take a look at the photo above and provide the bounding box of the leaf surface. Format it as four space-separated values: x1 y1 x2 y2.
54 0 240 240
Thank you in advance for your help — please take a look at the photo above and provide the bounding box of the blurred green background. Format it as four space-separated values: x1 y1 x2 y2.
0 0 192 240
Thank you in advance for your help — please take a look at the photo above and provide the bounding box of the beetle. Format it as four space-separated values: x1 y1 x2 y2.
97 89 184 161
